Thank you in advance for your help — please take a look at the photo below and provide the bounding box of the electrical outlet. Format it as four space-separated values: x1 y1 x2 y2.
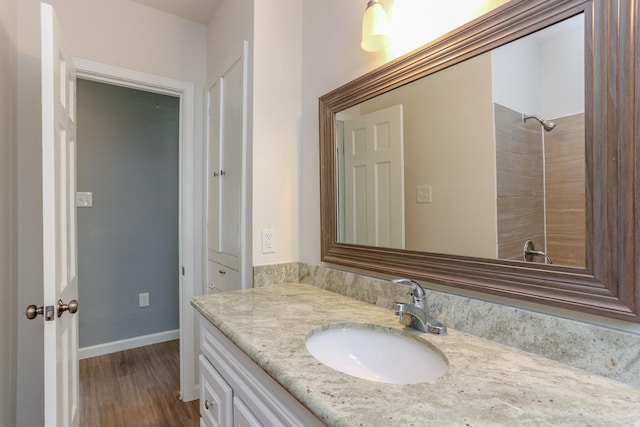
76 192 93 208
261 228 275 254
139 292 149 307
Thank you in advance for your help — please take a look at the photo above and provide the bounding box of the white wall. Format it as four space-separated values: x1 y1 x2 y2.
0 0 17 424
539 17 584 119
206 0 252 84
491 35 542 115
492 14 584 119
15 1 207 424
252 0 302 265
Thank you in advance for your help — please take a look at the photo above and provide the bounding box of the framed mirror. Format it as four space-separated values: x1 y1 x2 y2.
319 0 640 322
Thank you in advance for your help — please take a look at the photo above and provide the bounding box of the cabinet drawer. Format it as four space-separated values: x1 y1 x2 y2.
208 260 240 293
199 354 233 427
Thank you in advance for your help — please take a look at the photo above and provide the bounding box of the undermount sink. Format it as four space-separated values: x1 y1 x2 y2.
305 324 448 384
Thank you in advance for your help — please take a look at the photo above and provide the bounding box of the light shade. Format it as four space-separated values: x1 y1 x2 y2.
361 0 391 52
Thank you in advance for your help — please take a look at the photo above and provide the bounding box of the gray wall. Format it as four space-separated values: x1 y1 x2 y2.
77 79 179 348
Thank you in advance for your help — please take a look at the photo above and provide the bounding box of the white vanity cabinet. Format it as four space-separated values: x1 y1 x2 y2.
199 354 232 427
198 315 324 427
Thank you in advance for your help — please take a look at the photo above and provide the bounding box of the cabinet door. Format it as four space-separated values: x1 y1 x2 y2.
206 81 221 260
207 56 244 272
233 396 262 427
199 355 233 427
199 316 326 427
219 57 243 262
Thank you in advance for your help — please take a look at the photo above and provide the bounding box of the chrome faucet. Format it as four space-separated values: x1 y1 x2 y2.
392 279 447 335
523 240 553 264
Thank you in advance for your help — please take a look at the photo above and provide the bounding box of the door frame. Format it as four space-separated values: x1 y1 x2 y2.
73 58 198 401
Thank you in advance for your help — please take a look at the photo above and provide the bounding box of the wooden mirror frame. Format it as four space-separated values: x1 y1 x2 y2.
319 0 639 322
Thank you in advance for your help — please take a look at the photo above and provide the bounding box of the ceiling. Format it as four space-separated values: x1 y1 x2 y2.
131 0 222 25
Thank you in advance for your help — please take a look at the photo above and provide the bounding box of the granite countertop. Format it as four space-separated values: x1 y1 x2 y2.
191 283 640 426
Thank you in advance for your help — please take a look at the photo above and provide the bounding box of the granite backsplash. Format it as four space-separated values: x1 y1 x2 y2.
253 262 640 388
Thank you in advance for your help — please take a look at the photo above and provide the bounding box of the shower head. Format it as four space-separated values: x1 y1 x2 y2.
523 114 556 132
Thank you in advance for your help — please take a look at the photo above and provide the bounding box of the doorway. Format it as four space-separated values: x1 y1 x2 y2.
74 59 199 402
76 78 180 352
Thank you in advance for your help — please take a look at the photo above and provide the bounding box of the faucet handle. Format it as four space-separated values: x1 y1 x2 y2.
426 319 447 335
392 278 426 309
392 302 403 315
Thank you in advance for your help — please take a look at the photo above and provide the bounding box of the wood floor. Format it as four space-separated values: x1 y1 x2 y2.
79 340 200 427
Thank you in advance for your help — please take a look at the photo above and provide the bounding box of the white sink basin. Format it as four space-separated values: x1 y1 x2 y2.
305 324 448 384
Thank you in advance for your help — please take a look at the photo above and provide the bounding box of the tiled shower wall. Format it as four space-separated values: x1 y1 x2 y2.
544 112 585 267
494 103 545 261
494 104 585 267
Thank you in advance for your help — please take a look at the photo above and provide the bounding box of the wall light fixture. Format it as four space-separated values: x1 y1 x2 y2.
361 0 391 52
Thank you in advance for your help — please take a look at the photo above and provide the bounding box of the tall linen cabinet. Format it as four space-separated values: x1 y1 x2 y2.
206 42 250 293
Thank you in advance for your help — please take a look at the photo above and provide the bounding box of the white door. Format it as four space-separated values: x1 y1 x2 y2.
342 105 405 248
41 3 79 426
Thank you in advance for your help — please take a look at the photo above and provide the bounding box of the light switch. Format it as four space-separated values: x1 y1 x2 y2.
416 186 432 203
76 192 93 208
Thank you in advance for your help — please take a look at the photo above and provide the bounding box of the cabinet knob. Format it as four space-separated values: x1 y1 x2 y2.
204 399 212 410
218 269 226 275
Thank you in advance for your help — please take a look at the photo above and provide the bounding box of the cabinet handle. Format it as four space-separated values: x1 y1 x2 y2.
213 171 219 178
218 269 226 275
219 170 226 176
204 399 212 410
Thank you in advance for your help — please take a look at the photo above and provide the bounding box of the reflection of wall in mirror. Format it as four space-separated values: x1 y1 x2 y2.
491 15 584 119
358 54 497 258
337 15 585 264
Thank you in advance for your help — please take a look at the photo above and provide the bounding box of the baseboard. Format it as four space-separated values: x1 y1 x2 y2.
79 329 180 360
188 384 201 403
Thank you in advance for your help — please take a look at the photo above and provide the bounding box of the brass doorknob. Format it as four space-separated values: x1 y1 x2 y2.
57 299 79 318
